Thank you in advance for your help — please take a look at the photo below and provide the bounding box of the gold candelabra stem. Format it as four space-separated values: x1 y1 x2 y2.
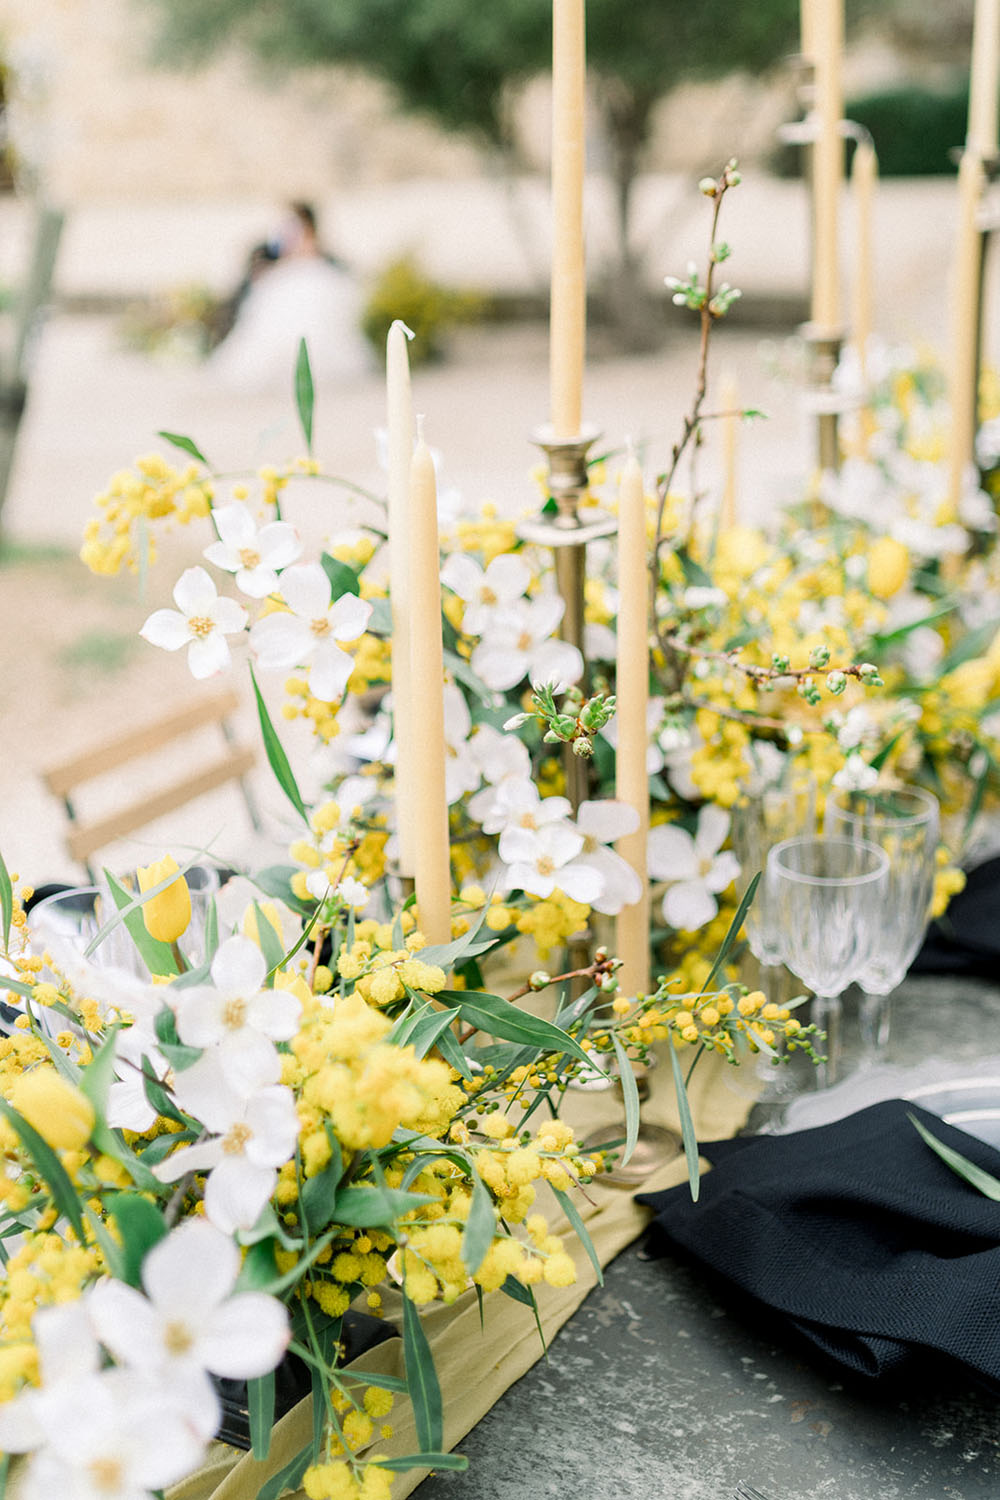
802 325 845 474
518 423 613 815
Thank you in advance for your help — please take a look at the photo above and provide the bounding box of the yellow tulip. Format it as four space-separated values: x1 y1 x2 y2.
10 1069 95 1151
137 855 192 943
867 537 910 600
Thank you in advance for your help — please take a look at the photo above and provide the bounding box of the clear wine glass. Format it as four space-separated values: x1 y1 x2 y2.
825 786 939 1062
766 836 890 1087
730 773 816 1099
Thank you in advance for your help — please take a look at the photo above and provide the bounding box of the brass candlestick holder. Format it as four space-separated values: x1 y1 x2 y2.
518 423 614 814
582 1061 681 1189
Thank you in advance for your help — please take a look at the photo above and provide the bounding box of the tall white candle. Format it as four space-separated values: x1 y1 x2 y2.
968 0 1000 159
386 321 416 877
812 0 844 332
615 450 651 999
408 423 452 945
947 152 987 510
800 0 818 59
550 0 586 438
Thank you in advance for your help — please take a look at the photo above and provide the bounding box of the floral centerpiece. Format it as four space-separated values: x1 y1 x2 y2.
2 162 995 1500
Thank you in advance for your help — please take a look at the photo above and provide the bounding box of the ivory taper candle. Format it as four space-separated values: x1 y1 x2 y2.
719 371 740 531
550 0 586 438
615 449 651 998
408 422 452 945
800 0 818 58
947 152 987 510
968 0 1000 159
811 0 844 331
386 320 416 877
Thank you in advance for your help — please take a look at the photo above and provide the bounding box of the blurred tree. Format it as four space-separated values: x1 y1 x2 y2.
141 0 808 341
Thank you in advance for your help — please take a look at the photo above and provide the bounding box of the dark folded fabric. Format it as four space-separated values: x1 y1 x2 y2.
637 1099 1000 1386
912 856 1000 978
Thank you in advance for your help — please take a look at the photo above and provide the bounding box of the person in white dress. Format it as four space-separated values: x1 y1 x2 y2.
208 203 374 390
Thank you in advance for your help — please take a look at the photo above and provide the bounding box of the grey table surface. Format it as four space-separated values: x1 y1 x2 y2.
416 975 1000 1500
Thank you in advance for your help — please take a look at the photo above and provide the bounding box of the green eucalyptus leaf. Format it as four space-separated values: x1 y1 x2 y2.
551 1185 603 1285
320 553 361 600
402 1290 443 1453
375 1454 468 1474
0 849 12 948
610 1032 639 1166
668 1041 701 1202
909 1112 1000 1201
294 339 314 452
461 1170 496 1276
248 1371 276 1461
332 1183 436 1228
437 990 598 1071
157 430 209 466
249 664 308 823
106 1193 168 1287
701 872 759 993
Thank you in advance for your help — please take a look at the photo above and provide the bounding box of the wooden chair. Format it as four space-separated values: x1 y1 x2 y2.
42 688 260 878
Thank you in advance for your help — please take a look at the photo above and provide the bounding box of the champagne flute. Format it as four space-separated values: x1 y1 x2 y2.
766 836 889 1087
825 786 939 1061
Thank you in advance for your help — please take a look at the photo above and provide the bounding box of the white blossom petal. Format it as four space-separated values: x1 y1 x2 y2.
663 880 717 932
647 823 698 881
139 609 190 651
173 566 219 615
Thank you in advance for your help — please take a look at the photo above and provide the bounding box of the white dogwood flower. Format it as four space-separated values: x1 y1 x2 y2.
442 682 482 805
16 1371 209 1500
481 777 571 839
152 1077 300 1234
249 562 372 702
171 936 300 1094
440 552 532 636
648 804 740 932
203 501 302 597
566 800 643 916
499 823 603 904
471 596 583 692
140 566 248 679
89 1218 289 1394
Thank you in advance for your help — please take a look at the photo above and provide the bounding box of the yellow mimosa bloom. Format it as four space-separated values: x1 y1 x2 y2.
136 855 191 942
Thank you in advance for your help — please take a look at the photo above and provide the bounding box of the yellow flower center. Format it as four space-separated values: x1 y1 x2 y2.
582 834 598 853
517 631 532 651
88 1458 124 1493
188 615 215 639
518 813 538 830
164 1319 195 1355
311 617 331 637
479 586 498 605
222 1122 252 1155
698 856 713 879
536 855 556 877
223 996 248 1029
238 547 261 569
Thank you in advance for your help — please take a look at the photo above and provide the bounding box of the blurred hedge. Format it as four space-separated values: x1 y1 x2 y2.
772 78 970 177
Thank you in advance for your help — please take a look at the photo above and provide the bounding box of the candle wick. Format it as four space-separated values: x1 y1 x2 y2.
392 319 416 341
